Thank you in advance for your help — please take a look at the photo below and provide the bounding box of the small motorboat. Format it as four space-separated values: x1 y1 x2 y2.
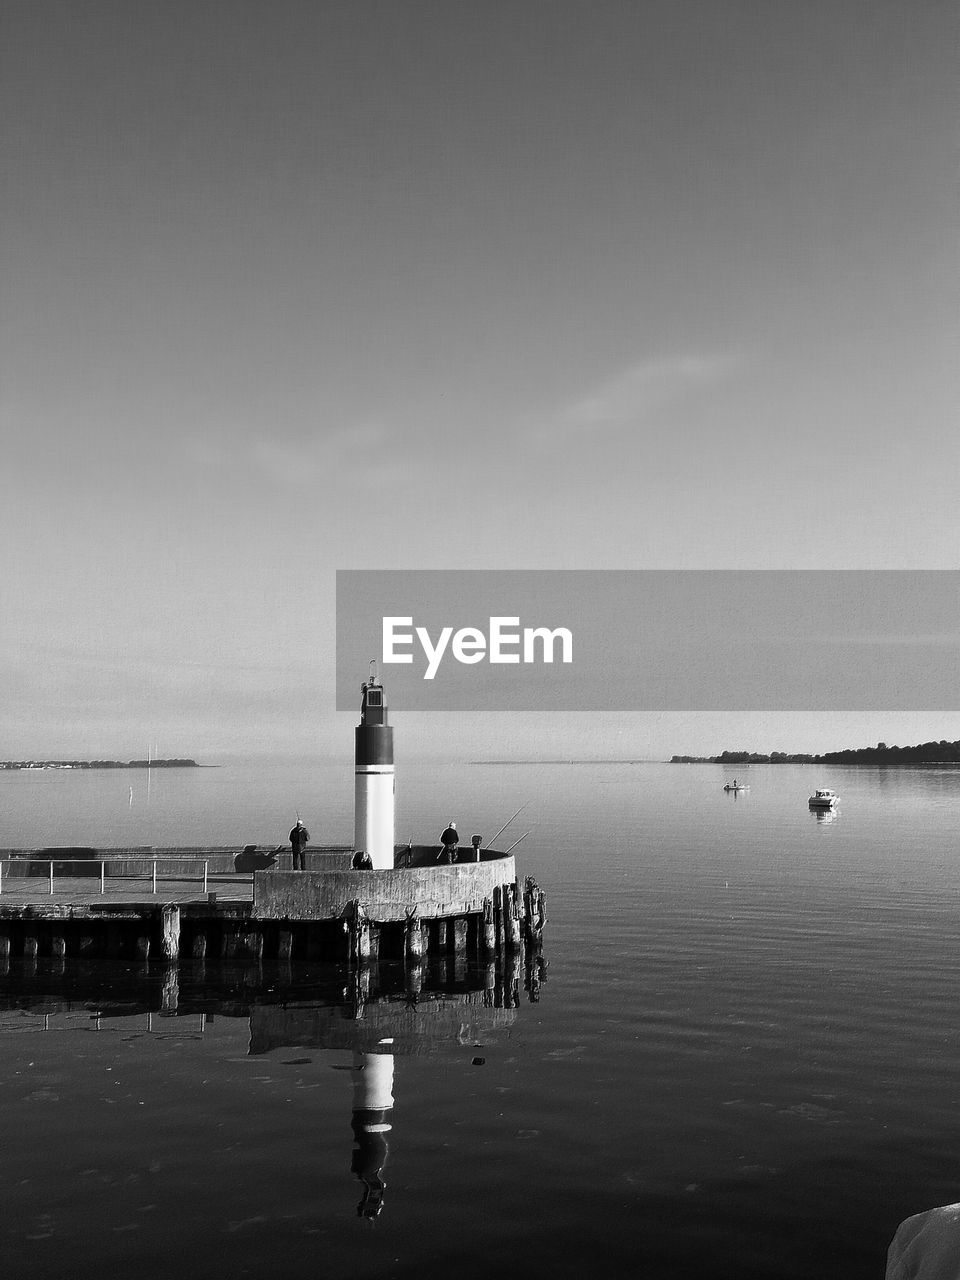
723 782 750 792
808 788 839 808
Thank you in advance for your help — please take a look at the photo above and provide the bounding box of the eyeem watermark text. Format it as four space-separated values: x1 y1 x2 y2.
337 570 960 710
382 616 574 680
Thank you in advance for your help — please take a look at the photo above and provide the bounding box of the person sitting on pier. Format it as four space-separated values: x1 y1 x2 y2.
289 818 309 871
438 821 459 863
352 849 373 870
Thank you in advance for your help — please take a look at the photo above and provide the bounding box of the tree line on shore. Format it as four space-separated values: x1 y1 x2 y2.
671 739 960 765
0 759 199 770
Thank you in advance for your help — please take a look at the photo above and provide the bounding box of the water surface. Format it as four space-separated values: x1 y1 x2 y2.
2 760 959 1277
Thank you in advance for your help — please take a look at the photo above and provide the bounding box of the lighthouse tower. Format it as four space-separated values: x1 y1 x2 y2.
354 671 395 869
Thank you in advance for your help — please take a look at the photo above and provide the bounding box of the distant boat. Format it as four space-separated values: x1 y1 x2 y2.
723 782 750 792
808 788 839 808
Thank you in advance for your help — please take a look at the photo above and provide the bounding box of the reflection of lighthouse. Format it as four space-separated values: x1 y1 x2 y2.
355 673 395 869
350 1052 394 1219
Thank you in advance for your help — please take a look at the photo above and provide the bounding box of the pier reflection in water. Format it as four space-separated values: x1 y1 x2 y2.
0 948 545 1225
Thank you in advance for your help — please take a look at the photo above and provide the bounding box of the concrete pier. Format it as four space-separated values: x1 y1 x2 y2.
0 845 545 966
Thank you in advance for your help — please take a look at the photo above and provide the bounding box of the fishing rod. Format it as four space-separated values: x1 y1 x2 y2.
502 832 529 856
489 802 528 848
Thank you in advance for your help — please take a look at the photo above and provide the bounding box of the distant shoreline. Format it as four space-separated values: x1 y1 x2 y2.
471 743 960 767
0 759 201 771
671 738 960 766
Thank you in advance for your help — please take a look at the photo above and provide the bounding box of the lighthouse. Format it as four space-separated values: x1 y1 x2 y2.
355 671 395 869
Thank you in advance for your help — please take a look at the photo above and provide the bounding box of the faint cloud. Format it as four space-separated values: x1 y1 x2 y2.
527 354 738 444
182 421 411 490
249 423 390 488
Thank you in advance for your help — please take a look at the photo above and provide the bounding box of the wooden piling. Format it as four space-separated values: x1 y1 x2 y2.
0 934 10 959
51 934 66 959
504 883 521 951
481 897 496 955
453 918 469 979
493 886 504 951
135 935 151 960
23 934 38 959
191 931 207 960
278 928 294 963
523 876 546 943
504 951 521 1007
354 908 371 963
453 917 469 954
436 918 450 953
161 905 180 960
405 914 426 962
241 930 263 959
526 951 545 1002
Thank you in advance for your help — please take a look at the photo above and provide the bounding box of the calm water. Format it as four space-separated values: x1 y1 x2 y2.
2 759 960 1278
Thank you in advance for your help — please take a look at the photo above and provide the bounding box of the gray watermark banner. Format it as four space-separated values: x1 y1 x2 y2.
336 570 960 711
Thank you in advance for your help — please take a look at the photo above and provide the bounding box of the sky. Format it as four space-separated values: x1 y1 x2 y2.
2 0 957 761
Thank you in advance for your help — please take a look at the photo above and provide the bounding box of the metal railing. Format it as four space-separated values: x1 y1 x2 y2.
0 858 211 896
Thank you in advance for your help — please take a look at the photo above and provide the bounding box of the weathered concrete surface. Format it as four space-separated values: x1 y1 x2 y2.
252 855 517 923
887 1203 960 1279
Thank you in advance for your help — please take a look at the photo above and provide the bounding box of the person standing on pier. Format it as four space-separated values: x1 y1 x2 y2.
438 821 459 863
290 818 309 871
